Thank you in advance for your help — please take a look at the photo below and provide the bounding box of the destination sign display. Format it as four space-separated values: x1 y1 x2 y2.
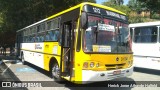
83 5 128 22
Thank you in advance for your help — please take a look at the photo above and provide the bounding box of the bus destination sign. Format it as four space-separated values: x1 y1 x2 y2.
83 5 128 22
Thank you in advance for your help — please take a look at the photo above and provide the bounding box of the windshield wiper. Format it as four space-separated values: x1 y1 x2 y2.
115 26 122 52
94 26 99 44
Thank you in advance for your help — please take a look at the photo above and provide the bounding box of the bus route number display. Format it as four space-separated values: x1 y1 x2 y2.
84 5 127 21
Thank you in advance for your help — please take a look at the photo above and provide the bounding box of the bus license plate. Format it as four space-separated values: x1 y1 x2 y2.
113 70 121 75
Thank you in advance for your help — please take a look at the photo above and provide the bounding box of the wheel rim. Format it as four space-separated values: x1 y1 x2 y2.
52 63 60 79
22 55 25 63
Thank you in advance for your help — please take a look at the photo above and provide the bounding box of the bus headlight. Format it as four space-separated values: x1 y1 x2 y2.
128 61 131 65
90 62 95 68
83 61 100 69
96 63 99 67
83 62 88 68
128 60 133 67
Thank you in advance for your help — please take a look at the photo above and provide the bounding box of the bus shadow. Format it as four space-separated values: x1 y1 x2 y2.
24 62 51 78
134 67 160 75
64 78 135 90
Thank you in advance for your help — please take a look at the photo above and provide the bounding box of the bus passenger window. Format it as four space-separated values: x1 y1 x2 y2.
31 36 35 42
40 35 44 42
51 30 59 41
41 23 45 31
45 33 50 41
45 30 59 41
134 27 157 43
25 36 28 42
47 21 51 30
36 36 40 42
49 31 54 41
23 37 26 43
54 30 59 41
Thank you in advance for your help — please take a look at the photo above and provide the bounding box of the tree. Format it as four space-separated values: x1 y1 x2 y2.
128 0 147 13
103 0 123 6
137 0 160 18
102 0 130 16
115 0 124 5
0 0 96 47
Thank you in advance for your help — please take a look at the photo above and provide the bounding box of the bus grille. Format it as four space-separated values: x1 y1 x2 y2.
105 63 125 70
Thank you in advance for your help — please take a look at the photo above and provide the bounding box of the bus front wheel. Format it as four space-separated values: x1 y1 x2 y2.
51 62 61 82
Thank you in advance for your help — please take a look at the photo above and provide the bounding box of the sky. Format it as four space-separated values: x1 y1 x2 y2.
96 0 129 5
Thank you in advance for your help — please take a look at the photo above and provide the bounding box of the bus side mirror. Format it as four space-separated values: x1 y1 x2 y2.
80 12 88 29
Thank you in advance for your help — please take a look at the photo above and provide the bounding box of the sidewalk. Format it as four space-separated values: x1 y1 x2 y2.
0 55 27 90
0 55 20 81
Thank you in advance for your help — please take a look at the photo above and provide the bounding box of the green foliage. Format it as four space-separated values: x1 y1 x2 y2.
0 0 96 47
128 15 144 23
103 0 124 6
151 13 160 19
128 0 160 19
138 0 160 13
0 0 96 31
0 13 3 28
127 0 146 11
102 0 131 16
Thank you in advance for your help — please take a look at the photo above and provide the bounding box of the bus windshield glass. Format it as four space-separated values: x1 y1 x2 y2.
83 15 132 53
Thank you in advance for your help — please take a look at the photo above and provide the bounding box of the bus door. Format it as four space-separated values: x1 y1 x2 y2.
60 21 74 79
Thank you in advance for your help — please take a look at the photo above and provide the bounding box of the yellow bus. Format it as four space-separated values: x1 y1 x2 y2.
15 2 133 84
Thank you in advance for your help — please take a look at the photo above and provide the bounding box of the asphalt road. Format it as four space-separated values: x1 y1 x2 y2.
0 57 160 90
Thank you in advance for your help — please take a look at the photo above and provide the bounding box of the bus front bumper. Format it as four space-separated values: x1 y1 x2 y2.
82 65 134 84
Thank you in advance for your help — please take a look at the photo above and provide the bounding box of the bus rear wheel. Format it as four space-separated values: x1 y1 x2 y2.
21 54 26 65
51 62 61 82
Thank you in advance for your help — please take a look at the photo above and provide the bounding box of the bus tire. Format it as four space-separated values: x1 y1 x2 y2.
51 62 62 82
21 54 26 65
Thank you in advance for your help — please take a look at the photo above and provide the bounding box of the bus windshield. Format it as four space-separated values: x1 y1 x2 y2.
83 15 132 53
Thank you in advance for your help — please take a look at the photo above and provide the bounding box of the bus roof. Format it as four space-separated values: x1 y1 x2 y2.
17 2 126 32
47 2 126 20
129 21 160 28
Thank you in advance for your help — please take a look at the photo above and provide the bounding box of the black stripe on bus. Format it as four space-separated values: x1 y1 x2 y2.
134 55 160 58
21 49 61 56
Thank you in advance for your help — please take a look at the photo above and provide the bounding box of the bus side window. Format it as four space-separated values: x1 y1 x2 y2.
31 36 35 42
36 36 40 42
45 32 50 41
49 31 54 41
23 36 26 43
134 27 157 43
40 35 44 42
25 36 28 43
45 30 59 41
55 30 59 41
130 28 133 41
50 30 59 41
47 21 51 30
134 28 141 42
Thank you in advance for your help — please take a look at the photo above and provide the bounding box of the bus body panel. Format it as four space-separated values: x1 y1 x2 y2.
82 66 133 84
74 49 133 82
132 43 160 70
21 43 44 69
129 22 160 70
43 42 61 71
